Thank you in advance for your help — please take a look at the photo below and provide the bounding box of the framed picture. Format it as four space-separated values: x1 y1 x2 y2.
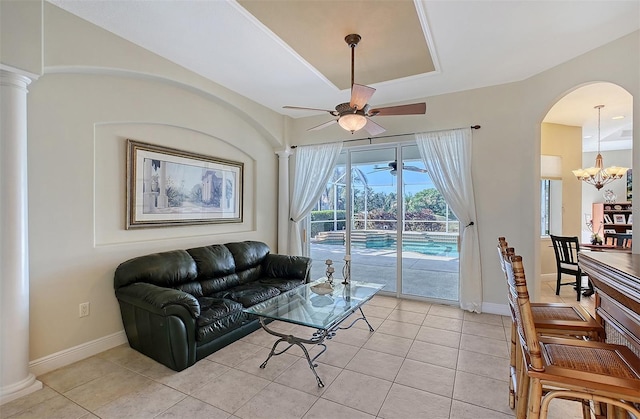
126 139 243 229
613 214 626 225
604 214 613 224
604 229 616 234
626 229 633 234
628 214 633 224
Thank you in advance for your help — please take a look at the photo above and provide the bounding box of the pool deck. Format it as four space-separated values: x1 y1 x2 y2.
310 243 460 302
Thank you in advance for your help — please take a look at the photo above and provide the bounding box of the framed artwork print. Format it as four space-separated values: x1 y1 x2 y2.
604 214 613 224
604 229 616 234
126 139 243 229
613 214 626 225
628 214 633 224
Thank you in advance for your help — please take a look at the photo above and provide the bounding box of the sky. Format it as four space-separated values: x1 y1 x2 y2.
351 163 436 196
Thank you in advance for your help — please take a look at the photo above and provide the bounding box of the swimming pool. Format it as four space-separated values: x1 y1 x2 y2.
313 230 460 258
352 240 459 258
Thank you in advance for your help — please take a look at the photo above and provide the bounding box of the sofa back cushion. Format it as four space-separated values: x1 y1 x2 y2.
187 245 236 278
114 250 197 289
225 241 270 284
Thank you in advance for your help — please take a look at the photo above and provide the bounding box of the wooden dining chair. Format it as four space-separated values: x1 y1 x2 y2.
497 237 604 411
549 235 588 301
504 252 640 419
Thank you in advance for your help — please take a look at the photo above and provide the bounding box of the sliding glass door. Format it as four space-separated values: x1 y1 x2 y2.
308 143 459 302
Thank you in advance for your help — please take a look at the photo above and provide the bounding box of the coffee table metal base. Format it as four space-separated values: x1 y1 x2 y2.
257 307 375 387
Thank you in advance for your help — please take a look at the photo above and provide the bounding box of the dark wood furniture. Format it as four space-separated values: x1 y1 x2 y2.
578 251 640 358
592 202 632 236
604 232 632 248
550 235 587 300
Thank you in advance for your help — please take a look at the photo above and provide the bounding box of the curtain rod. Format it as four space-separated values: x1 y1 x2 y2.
289 125 480 149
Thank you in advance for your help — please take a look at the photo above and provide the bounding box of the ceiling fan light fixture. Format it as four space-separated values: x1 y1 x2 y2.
338 113 367 133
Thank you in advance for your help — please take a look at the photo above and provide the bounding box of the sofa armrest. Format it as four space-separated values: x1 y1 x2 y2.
263 254 312 283
115 282 200 318
115 283 200 371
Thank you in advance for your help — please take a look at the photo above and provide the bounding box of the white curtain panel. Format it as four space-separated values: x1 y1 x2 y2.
289 142 343 255
416 128 482 312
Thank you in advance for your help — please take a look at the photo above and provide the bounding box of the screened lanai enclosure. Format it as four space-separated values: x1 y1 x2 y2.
306 143 460 302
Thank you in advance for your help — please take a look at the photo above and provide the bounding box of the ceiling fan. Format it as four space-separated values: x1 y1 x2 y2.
284 34 426 135
372 161 428 176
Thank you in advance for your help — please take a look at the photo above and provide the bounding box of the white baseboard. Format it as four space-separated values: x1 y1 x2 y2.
481 302 510 316
29 330 127 377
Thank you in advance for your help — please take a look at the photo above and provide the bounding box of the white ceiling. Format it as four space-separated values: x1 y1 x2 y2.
48 0 638 149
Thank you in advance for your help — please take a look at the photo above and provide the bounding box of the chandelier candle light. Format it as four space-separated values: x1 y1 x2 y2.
572 105 628 190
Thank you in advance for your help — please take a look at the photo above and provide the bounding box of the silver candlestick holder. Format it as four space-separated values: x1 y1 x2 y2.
342 254 351 285
325 259 334 285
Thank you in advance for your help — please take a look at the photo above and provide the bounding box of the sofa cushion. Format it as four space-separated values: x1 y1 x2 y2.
196 297 244 327
215 283 281 308
263 254 311 280
187 245 236 278
258 278 305 293
200 273 241 296
226 241 269 272
195 297 246 342
114 250 197 289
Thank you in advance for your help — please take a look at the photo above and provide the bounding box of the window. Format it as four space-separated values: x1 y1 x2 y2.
541 179 562 237
541 180 550 236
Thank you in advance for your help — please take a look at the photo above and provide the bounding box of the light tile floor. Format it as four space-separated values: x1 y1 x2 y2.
2 279 596 419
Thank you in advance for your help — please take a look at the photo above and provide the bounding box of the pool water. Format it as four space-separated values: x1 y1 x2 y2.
352 241 459 258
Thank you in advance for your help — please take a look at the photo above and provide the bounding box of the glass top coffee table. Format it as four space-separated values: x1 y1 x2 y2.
244 279 384 387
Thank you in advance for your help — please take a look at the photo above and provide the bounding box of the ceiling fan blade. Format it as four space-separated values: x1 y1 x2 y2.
368 103 426 117
363 118 386 136
350 84 376 110
284 106 336 114
404 166 428 173
308 119 337 131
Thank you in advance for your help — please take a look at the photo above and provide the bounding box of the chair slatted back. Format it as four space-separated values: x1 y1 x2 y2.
550 235 580 267
504 254 545 372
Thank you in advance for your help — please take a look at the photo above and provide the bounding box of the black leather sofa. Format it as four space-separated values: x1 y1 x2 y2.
114 241 311 371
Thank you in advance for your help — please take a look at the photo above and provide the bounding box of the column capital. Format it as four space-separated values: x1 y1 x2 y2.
0 70 32 91
275 148 292 159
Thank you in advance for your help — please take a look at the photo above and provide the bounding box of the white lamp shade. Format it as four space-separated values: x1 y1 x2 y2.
338 113 367 132
541 155 562 179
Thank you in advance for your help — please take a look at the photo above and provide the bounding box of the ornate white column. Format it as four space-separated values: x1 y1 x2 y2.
0 70 42 404
276 148 292 254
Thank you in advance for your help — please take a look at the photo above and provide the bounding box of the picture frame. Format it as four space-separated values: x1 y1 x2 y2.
604 229 616 234
626 229 633 234
628 214 633 224
613 214 626 225
604 214 613 224
126 139 243 229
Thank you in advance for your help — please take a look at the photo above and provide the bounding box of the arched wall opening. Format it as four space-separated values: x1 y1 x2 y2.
538 82 633 293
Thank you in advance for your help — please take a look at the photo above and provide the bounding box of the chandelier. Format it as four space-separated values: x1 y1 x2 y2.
572 105 628 190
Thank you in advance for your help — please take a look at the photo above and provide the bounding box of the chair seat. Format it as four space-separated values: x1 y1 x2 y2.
559 262 580 272
533 336 640 400
531 303 604 339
